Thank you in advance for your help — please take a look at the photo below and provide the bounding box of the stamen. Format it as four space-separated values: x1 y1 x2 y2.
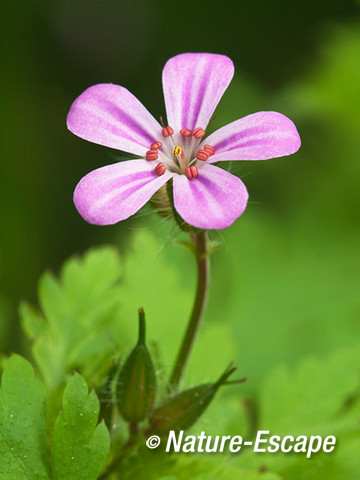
203 144 215 156
154 162 166 176
151 141 162 150
192 127 206 139
173 145 183 157
196 150 209 161
162 126 174 137
180 128 192 137
146 149 158 161
185 166 198 180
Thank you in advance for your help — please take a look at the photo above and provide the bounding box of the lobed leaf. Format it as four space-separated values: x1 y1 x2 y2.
51 372 110 480
21 247 125 417
0 355 49 480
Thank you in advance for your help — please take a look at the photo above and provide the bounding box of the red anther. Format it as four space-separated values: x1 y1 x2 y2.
203 144 215 156
196 150 209 161
190 165 198 179
192 127 206 139
180 128 193 137
162 126 174 137
154 162 166 176
185 165 199 180
150 141 162 150
146 149 158 161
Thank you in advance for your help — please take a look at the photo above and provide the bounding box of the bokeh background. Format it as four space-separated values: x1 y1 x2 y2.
1 0 360 478
1 0 360 423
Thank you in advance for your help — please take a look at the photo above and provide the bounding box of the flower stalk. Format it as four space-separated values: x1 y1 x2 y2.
169 230 210 389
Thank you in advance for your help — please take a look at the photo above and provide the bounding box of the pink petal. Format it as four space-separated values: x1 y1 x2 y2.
67 84 162 156
173 164 248 230
162 53 234 132
74 160 173 225
205 111 301 162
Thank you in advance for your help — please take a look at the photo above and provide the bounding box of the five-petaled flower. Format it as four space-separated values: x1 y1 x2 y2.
67 53 301 230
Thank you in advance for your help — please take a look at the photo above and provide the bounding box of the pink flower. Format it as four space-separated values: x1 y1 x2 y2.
67 53 300 230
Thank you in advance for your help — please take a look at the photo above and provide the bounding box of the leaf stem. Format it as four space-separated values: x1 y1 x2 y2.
98 423 139 479
169 230 210 389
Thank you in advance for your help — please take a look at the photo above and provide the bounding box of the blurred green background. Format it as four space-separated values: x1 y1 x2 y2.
1 1 360 478
1 0 360 382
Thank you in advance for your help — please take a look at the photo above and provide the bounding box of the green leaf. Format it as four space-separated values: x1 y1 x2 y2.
120 445 282 480
259 347 360 435
21 246 125 417
156 456 282 480
207 215 360 396
51 372 110 480
236 346 360 478
0 355 49 480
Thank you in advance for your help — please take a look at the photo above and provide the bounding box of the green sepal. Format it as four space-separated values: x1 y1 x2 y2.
166 180 203 234
149 364 241 435
117 308 157 423
149 184 174 220
98 357 121 428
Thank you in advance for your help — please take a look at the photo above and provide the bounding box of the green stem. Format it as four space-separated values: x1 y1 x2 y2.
169 230 210 389
98 423 139 479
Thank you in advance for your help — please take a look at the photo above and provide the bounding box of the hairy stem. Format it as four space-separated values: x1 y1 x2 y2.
169 230 210 389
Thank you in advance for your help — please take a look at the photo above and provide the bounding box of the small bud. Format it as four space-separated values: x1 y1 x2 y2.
149 363 243 435
117 308 156 423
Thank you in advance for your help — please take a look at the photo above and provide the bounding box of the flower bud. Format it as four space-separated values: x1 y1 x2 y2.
149 364 245 435
117 308 156 423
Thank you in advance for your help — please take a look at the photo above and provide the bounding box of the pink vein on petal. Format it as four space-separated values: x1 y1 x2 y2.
205 111 301 162
162 53 234 132
74 160 173 225
67 84 162 156
173 164 248 230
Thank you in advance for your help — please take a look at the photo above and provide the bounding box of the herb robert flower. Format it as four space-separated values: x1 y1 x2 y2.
67 53 300 229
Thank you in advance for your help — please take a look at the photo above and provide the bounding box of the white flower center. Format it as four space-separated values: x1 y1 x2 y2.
145 126 215 180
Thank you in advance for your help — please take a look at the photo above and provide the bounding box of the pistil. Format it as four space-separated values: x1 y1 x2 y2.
147 126 215 180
